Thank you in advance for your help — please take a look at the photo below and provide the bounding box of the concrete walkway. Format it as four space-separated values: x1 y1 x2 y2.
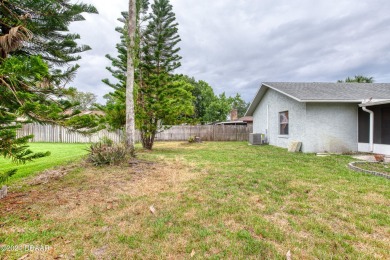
352 155 377 162
352 154 390 163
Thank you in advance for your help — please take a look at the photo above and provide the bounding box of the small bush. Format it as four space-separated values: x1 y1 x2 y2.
188 135 201 143
87 138 127 166
188 135 196 143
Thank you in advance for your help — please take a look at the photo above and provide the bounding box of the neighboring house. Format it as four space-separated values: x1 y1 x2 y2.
214 120 248 126
245 82 390 154
239 116 253 127
211 109 253 126
213 116 253 126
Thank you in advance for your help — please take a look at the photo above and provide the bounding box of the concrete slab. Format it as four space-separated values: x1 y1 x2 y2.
352 155 377 162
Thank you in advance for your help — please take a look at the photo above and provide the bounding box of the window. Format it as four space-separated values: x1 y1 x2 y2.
279 111 289 135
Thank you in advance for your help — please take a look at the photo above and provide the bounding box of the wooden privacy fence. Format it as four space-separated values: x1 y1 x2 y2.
17 124 253 143
155 125 252 141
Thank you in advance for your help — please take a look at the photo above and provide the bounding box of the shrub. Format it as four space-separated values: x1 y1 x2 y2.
87 138 127 166
188 135 201 143
188 135 196 143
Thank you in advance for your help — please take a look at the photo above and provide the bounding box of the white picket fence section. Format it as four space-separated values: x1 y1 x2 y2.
17 124 253 143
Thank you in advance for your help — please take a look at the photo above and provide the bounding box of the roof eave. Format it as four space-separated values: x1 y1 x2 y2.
304 100 363 103
245 84 266 116
359 100 390 107
262 83 302 102
245 83 303 116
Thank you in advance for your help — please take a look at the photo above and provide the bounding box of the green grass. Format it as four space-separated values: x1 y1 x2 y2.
1 142 389 259
0 143 89 184
134 142 390 259
357 162 390 174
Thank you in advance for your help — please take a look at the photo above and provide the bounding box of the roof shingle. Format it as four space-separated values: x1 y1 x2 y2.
246 82 390 116
263 82 390 101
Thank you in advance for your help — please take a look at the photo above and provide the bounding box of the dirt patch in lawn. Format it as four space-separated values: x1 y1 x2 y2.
0 157 204 259
28 165 79 186
1 158 197 210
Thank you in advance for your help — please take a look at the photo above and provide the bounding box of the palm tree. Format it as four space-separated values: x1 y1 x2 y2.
338 75 374 83
125 0 137 157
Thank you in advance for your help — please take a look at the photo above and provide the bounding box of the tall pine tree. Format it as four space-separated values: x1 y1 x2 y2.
102 0 193 150
0 0 98 127
0 0 98 82
0 0 97 183
0 56 56 184
138 0 192 149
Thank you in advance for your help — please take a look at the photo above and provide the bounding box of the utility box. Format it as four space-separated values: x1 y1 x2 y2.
249 133 264 145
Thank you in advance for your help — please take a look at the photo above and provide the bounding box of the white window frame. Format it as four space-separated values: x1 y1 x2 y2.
279 111 289 136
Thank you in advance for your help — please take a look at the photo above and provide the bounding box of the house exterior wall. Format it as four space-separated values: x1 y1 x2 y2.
252 89 306 149
304 103 358 153
252 90 359 153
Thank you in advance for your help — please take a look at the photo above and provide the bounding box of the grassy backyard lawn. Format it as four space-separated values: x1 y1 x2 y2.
0 142 389 259
0 143 89 184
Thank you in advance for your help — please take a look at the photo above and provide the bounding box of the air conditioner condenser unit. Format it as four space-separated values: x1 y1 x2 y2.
249 133 266 145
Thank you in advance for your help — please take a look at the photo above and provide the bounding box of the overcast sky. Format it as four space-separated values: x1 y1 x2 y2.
69 0 390 103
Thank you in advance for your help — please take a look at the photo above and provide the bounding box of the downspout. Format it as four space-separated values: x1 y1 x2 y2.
362 106 374 152
266 104 269 143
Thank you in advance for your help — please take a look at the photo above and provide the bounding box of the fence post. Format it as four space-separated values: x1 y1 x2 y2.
59 125 62 143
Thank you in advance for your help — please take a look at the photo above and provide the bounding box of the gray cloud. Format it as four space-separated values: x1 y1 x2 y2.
69 0 390 103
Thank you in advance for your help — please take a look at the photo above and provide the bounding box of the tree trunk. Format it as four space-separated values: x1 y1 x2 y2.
125 0 137 157
141 130 156 150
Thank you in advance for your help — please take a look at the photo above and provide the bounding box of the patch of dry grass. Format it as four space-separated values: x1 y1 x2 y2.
1 156 204 259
